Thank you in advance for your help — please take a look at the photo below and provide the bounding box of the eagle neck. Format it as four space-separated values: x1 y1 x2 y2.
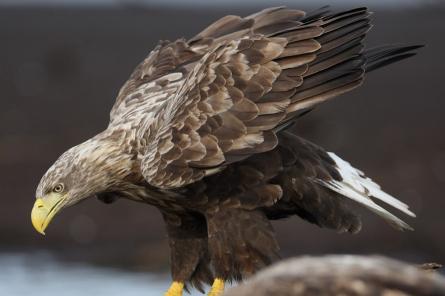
84 129 141 192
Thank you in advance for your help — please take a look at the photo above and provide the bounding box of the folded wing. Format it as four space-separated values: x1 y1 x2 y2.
123 7 419 190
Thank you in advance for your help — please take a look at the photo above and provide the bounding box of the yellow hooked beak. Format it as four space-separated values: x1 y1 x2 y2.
31 192 66 235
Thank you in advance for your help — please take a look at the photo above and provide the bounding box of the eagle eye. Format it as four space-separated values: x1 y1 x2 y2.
53 183 64 193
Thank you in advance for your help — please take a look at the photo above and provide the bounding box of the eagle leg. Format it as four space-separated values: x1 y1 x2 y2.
207 278 225 296
163 211 213 292
164 281 184 296
206 208 280 281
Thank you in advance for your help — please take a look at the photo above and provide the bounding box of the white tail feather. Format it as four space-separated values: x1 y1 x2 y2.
318 152 415 231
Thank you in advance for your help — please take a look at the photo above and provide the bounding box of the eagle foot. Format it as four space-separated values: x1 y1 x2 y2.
207 278 225 296
164 281 184 296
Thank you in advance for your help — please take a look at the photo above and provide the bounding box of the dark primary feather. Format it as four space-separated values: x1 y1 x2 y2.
364 44 424 72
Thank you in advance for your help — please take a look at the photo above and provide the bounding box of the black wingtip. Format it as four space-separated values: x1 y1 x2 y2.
303 5 331 23
364 44 424 73
365 53 417 73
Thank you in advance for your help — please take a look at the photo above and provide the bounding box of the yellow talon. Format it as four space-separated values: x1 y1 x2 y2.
165 281 184 296
208 278 225 296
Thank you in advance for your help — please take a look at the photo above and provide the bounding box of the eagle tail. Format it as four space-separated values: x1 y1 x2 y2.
317 152 416 231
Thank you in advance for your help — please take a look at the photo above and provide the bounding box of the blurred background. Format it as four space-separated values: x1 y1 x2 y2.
0 0 444 295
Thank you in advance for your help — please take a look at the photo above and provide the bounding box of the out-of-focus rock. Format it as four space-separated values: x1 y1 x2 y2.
224 255 445 296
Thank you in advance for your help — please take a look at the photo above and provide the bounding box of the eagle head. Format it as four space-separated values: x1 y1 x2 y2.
31 135 133 235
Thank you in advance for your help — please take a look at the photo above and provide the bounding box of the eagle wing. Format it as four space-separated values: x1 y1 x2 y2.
109 9 274 123
136 7 373 189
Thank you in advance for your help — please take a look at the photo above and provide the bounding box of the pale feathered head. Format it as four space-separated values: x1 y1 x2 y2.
31 135 132 234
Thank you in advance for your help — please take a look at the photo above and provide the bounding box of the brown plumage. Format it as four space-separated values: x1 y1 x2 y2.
32 6 422 295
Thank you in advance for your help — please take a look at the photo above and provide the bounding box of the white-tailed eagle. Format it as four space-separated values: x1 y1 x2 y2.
31 6 421 296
